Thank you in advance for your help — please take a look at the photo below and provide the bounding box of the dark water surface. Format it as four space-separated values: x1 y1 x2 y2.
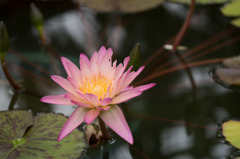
1 1 240 158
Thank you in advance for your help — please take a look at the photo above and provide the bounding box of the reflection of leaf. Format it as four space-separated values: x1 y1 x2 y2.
0 110 86 159
222 120 240 149
168 0 229 4
185 99 202 134
76 0 164 13
221 0 240 27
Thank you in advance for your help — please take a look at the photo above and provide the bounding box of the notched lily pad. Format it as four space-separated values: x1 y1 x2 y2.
76 0 164 13
221 0 240 27
212 55 240 90
0 110 86 159
221 120 240 150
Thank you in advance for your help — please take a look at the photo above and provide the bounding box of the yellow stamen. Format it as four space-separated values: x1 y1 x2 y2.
79 74 112 99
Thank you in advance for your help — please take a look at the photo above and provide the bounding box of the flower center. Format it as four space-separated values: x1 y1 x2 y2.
79 74 112 99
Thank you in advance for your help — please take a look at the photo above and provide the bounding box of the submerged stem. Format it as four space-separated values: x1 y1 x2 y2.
98 117 110 140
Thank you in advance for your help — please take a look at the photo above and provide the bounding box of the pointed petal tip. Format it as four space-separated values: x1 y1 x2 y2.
100 105 133 145
40 97 45 102
99 46 106 50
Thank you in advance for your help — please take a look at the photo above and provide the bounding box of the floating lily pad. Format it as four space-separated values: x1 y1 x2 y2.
168 0 229 5
215 68 240 85
212 56 240 90
76 0 164 13
221 0 240 27
222 56 240 68
222 120 240 149
0 110 86 159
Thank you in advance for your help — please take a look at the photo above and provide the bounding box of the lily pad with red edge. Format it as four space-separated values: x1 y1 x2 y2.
0 110 86 159
222 120 240 150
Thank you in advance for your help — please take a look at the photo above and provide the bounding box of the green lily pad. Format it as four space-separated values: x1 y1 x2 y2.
0 110 86 159
222 120 240 149
168 0 229 5
76 0 165 13
221 0 240 27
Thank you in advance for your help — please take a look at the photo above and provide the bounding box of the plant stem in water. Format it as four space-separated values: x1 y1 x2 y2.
98 117 110 140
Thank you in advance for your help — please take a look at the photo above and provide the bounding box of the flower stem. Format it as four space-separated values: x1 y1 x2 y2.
98 117 110 140
1 60 22 91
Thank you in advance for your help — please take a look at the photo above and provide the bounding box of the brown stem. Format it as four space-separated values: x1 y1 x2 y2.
98 117 110 140
172 0 195 52
188 34 240 62
135 58 224 86
9 49 51 76
39 31 61 74
1 60 22 91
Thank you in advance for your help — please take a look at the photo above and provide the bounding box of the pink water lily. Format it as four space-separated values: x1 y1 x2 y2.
41 46 155 144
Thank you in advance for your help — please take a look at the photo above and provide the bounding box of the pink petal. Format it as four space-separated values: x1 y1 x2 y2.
58 107 88 141
70 100 93 108
100 97 112 106
90 51 99 74
51 75 77 96
116 66 145 94
96 106 111 111
113 56 130 80
65 61 82 83
84 109 100 124
61 57 73 77
122 86 133 92
80 55 92 78
80 53 90 64
98 46 107 62
111 89 142 104
64 92 83 102
112 66 133 95
40 94 73 105
100 105 133 144
133 83 156 91
83 93 100 106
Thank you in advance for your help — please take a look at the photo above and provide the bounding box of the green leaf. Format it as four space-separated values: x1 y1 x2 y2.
232 17 240 28
222 120 240 149
168 0 229 4
127 43 142 71
30 3 44 34
221 0 240 17
0 110 86 159
76 0 165 13
0 21 10 61
221 0 240 27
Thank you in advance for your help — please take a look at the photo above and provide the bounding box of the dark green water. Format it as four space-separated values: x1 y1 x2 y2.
1 1 240 158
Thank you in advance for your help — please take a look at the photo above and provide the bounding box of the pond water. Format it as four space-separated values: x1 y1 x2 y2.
1 0 240 158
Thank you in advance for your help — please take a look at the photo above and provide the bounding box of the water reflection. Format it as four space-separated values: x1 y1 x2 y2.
109 143 132 159
160 126 193 156
44 8 99 54
1 1 240 158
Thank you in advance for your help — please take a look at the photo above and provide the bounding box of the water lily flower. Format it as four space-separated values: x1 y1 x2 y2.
41 46 155 144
